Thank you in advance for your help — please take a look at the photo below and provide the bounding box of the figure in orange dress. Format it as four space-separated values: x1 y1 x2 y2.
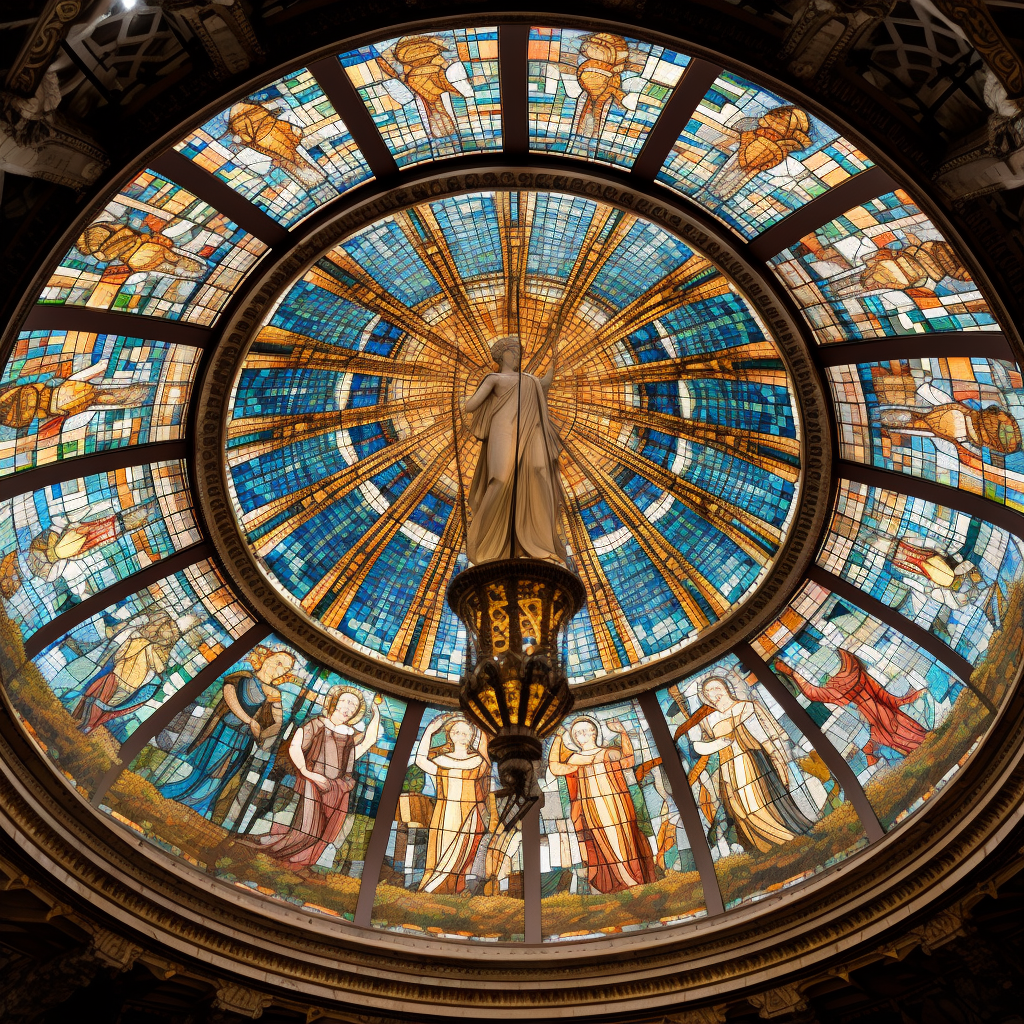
772 651 926 765
548 716 657 894
227 102 326 188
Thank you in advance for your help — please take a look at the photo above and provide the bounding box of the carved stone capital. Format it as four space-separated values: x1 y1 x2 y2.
780 0 896 81
748 983 813 1019
662 1006 728 1024
214 981 274 1019
89 928 145 972
907 900 974 954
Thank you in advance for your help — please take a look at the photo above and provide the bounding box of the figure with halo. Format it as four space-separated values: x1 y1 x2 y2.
415 713 491 894
548 715 657 893
464 335 565 564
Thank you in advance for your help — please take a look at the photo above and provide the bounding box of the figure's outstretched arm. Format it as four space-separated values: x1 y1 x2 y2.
540 362 555 390
465 375 497 414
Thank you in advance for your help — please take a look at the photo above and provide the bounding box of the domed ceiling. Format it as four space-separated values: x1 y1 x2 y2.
226 190 801 683
0 19 1020 967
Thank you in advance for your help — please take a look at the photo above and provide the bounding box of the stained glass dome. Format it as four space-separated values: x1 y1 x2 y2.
225 190 801 683
0 17 1020 1009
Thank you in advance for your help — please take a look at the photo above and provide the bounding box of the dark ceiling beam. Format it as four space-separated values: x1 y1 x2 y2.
353 700 425 929
148 151 289 248
0 442 189 504
308 56 399 179
747 165 898 262
521 802 542 944
838 460 1024 541
637 689 726 916
816 331 1015 367
91 621 271 807
20 306 213 348
806 564 993 714
630 59 722 182
24 541 212 662
499 24 530 156
734 642 885 842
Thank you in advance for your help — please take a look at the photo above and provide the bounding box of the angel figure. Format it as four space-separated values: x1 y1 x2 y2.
225 101 327 188
538 33 672 142
0 367 153 440
75 221 206 283
872 362 1022 457
372 35 474 138
700 105 812 201
69 606 185 734
26 504 153 583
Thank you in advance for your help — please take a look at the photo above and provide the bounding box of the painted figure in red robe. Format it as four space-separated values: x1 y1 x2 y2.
771 651 926 765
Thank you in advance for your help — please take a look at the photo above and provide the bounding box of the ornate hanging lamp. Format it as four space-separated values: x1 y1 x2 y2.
447 557 584 829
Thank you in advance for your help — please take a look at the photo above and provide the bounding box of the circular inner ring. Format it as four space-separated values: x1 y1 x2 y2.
224 188 805 688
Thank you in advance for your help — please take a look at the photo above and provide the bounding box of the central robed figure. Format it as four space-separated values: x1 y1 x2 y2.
464 335 565 564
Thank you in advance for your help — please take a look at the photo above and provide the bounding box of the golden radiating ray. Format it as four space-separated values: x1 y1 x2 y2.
563 433 723 630
245 326 445 380
226 395 446 459
385 508 465 668
566 402 801 484
242 421 448 548
306 435 463 629
575 339 789 389
395 205 494 368
572 421 781 564
495 191 536 341
557 256 725 376
524 203 636 375
559 490 644 670
311 251 484 370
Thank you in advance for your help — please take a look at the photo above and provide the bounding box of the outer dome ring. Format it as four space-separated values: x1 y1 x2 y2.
193 161 833 707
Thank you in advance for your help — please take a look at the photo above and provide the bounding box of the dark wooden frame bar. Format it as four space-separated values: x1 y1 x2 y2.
816 332 1015 367
20 306 213 348
498 24 530 156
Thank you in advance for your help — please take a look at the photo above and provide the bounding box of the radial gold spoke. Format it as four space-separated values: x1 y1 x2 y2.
560 487 643 670
226 396 445 459
572 403 800 484
241 421 448 549
525 204 636 374
557 256 723 374
386 508 465 668
574 422 780 564
396 206 494 367
496 191 534 340
576 340 788 389
246 327 444 380
307 435 463 629
564 435 727 629
311 253 483 369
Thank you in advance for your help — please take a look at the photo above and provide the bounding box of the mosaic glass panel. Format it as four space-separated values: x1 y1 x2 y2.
226 191 801 686
372 707 524 941
109 637 405 921
752 581 1003 831
0 331 198 478
770 190 996 343
539 699 705 941
0 461 200 655
39 168 268 324
819 480 1024 666
340 28 501 168
528 27 690 168
656 70 873 240
173 67 373 228
7 558 253 797
656 654 866 910
829 358 1024 511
